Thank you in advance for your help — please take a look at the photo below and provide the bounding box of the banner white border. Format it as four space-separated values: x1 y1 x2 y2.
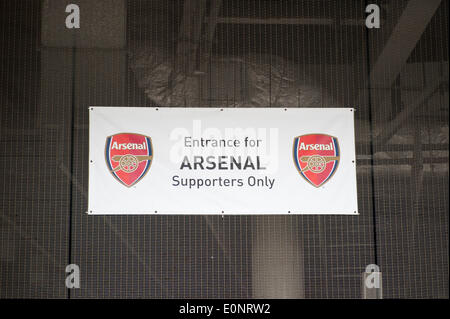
88 107 358 215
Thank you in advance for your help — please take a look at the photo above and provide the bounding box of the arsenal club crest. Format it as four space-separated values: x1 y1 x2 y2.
293 134 340 187
105 133 153 187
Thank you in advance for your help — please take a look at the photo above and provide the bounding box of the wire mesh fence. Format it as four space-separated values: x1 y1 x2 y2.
0 0 448 298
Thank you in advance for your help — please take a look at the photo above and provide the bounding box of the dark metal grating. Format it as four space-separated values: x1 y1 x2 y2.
0 0 448 298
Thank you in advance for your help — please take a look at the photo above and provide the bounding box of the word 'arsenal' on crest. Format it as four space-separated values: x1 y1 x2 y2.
293 134 340 188
105 133 153 187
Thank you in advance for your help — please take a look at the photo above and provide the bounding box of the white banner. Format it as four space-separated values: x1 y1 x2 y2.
88 107 358 215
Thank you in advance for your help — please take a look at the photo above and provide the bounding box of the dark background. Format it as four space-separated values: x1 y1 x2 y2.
0 0 448 298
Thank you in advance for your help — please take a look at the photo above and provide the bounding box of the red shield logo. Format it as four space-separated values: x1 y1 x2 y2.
293 134 340 187
105 133 153 187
